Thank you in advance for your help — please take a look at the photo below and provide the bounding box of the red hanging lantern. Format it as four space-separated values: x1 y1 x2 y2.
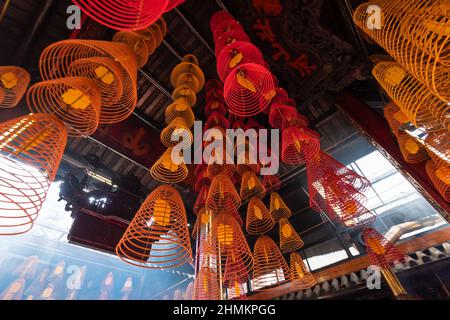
217 41 265 82
72 0 169 31
281 127 321 165
214 29 250 57
269 103 298 129
363 228 405 267
224 63 275 117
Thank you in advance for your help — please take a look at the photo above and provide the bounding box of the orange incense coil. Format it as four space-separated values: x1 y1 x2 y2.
397 132 429 164
191 208 211 240
235 141 259 176
223 248 251 287
165 100 195 127
27 77 101 137
262 175 281 192
172 85 197 106
252 235 290 290
424 130 449 168
281 127 321 165
39 40 137 124
363 228 405 267
205 112 230 130
150 148 189 183
171 62 205 93
206 174 241 214
207 161 235 179
269 103 299 129
0 114 67 236
115 184 192 269
0 66 31 108
226 278 247 300
176 73 201 93
368 54 396 65
160 117 193 148
289 252 316 290
193 186 209 215
246 198 275 235
182 54 200 66
193 239 221 300
425 160 450 202
384 102 409 137
240 171 266 201
136 28 157 55
112 31 149 68
372 62 449 132
269 192 291 221
279 218 304 253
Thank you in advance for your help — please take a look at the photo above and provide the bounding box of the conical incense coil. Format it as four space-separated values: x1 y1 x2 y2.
425 160 450 202
206 88 225 104
0 114 67 235
27 77 101 137
214 29 250 57
205 79 223 92
194 167 211 192
207 161 235 179
182 54 200 66
171 62 205 93
372 62 449 132
363 228 405 267
150 148 189 184
213 19 244 42
136 24 161 55
0 66 31 108
281 127 321 165
210 11 235 31
289 252 316 290
112 31 148 68
193 186 209 215
246 198 275 235
279 218 304 253
216 41 265 82
116 185 192 268
224 63 275 117
240 171 266 201
193 239 221 300
191 208 212 240
397 132 429 164
384 102 409 137
206 174 241 214
160 117 193 148
39 40 137 124
252 235 290 290
269 103 299 130
262 175 281 192
205 112 230 130
369 54 396 65
165 100 195 127
71 0 169 31
424 130 449 168
172 85 197 107
175 73 201 93
269 192 291 221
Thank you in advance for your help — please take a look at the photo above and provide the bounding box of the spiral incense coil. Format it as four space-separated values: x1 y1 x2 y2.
112 31 148 68
27 77 101 137
286 115 310 129
194 169 211 192
193 187 210 216
148 19 166 47
289 252 316 290
205 79 224 92
172 85 197 107
212 18 244 41
206 174 241 214
397 132 429 164
281 127 321 165
72 0 169 31
191 208 212 240
160 117 193 148
150 148 189 184
205 101 227 118
39 40 138 124
165 0 185 12
210 11 235 31
372 62 449 132
171 62 205 93
205 112 230 130
224 63 275 117
240 171 266 201
425 160 450 202
207 162 235 179
269 192 291 221
246 198 275 235
0 66 31 108
384 102 409 137
368 54 396 65
164 100 195 127
236 154 260 176
262 175 281 192
136 28 158 55
116 185 192 269
216 41 265 82
269 104 299 130
222 248 251 288
226 279 247 300
252 235 290 290
175 73 201 93
214 29 251 57
156 17 168 37
193 238 221 300
182 54 200 66
206 88 225 104
363 228 405 267
424 130 449 168
279 218 304 253
0 114 67 236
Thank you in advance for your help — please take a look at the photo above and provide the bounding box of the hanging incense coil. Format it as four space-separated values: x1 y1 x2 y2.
175 73 201 93
281 127 321 165
252 235 290 290
206 88 225 104
269 192 291 221
216 41 265 82
240 171 266 201
213 19 244 42
384 102 409 137
165 100 195 127
0 114 67 235
191 208 212 240
397 132 429 164
246 198 275 235
27 77 101 137
172 85 197 106
205 112 230 130
210 11 235 31
136 27 158 55
424 130 449 168
207 161 235 179
182 54 200 66
205 79 223 92
112 31 149 68
0 66 31 108
222 247 251 288
194 167 211 192
289 252 316 290
287 114 310 129
171 62 205 93
39 40 138 124
224 63 276 117
72 0 169 31
214 29 251 57
206 174 241 214
425 160 450 202
116 185 192 268
226 277 247 300
372 62 449 132
193 238 221 300
160 117 193 148
269 103 299 130
262 175 281 192
279 218 304 253
205 101 227 117
193 186 210 215
368 54 396 65
150 148 189 183
362 228 405 267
